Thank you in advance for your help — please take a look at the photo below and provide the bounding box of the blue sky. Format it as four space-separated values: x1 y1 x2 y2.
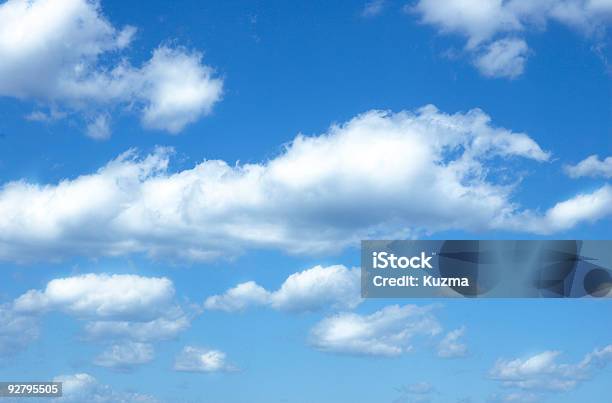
0 0 611 402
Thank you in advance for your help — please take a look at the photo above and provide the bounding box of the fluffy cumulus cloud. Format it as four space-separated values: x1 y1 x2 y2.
309 304 442 356
93 342 154 370
474 38 529 78
489 345 612 392
204 265 361 313
436 326 468 358
565 155 612 178
173 346 237 372
1 105 608 262
13 273 175 320
204 281 271 312
6 273 190 358
411 0 612 77
52 373 159 402
0 0 222 137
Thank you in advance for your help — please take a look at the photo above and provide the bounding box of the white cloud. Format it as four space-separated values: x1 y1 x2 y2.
93 342 154 369
52 373 159 402
362 0 387 17
86 114 111 140
578 344 612 369
394 382 435 403
5 105 606 262
204 281 271 312
0 0 222 136
509 184 612 233
7 274 190 358
474 38 529 78
0 274 189 357
136 47 222 133
84 314 190 342
414 0 612 45
14 273 175 321
173 346 237 372
412 0 612 77
399 382 435 394
437 326 468 358
565 155 612 178
489 345 612 392
204 265 361 313
0 303 39 356
25 108 67 123
55 374 98 399
488 392 541 403
309 304 442 356
413 0 520 48
270 265 361 311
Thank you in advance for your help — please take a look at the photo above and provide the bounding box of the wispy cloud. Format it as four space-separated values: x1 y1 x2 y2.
490 345 612 392
52 373 159 402
362 0 386 17
0 303 39 357
437 326 468 358
93 341 154 370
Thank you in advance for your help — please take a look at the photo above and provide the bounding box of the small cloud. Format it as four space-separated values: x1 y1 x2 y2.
437 326 468 358
93 342 154 370
86 114 111 140
204 265 361 313
362 0 386 17
84 315 189 342
489 345 612 392
24 108 67 122
487 391 540 403
564 155 612 179
204 281 270 312
173 346 238 373
398 381 434 395
53 373 159 402
309 304 441 356
0 303 39 357
474 38 529 79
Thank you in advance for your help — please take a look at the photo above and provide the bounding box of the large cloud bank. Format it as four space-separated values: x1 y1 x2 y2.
0 105 609 262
